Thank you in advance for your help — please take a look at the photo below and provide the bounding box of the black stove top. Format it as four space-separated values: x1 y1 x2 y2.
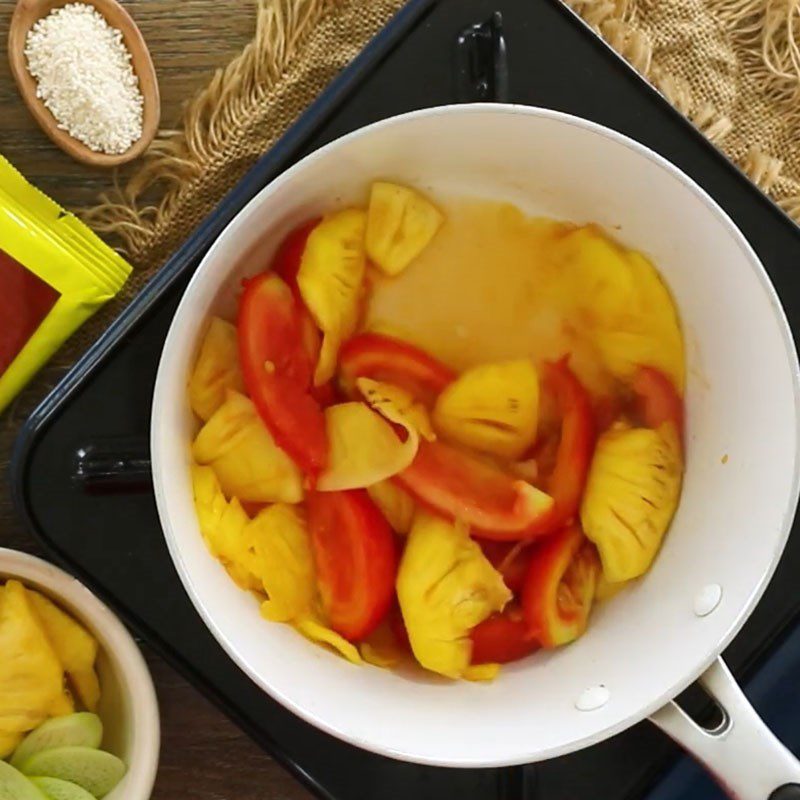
11 1 800 798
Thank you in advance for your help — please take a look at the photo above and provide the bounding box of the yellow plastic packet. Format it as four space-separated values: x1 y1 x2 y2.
0 156 131 413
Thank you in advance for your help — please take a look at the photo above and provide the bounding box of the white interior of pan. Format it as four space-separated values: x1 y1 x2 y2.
152 105 800 767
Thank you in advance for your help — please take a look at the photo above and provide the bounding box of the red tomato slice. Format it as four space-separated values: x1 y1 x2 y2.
307 490 398 642
237 272 327 477
522 525 600 648
525 359 595 536
394 440 553 540
632 366 684 446
470 606 539 664
480 541 531 594
338 332 456 405
271 219 320 292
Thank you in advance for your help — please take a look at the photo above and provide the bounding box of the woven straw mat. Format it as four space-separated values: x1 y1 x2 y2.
80 0 800 355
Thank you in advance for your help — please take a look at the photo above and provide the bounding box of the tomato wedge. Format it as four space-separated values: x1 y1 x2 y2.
480 541 531 594
470 606 538 664
338 332 456 405
525 359 595 536
522 525 600 647
632 366 684 446
394 439 553 539
237 273 328 477
307 490 398 642
272 219 320 292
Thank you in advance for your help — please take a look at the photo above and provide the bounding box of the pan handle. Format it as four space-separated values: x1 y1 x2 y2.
455 11 509 103
649 656 800 800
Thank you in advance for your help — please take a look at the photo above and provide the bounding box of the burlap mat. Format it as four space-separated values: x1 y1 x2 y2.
77 0 800 356
566 0 800 217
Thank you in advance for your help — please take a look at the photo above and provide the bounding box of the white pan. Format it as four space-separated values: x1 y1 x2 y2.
151 105 800 798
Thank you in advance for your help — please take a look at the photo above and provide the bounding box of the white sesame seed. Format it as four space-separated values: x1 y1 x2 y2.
24 2 144 155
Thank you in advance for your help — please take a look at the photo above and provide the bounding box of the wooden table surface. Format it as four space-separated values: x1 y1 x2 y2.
0 2 313 797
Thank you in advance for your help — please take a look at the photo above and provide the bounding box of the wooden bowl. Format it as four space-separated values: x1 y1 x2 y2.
7 0 160 168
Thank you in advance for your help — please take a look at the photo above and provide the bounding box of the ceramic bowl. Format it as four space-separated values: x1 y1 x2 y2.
0 548 160 798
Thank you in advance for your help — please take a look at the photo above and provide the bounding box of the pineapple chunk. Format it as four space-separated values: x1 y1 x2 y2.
193 390 303 504
295 619 362 665
556 228 639 323
0 581 64 733
556 227 684 392
365 182 444 276
0 730 21 759
367 480 416 535
249 504 316 623
28 592 98 677
594 253 684 392
463 663 502 682
594 573 629 602
359 622 403 668
191 465 261 592
249 506 362 664
580 424 682 582
356 378 436 442
69 668 101 713
27 589 101 715
48 689 75 716
188 317 245 421
433 360 539 459
397 513 511 679
298 209 367 385
317 402 419 491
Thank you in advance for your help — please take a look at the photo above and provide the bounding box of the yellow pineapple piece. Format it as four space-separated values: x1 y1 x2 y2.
317 402 419 492
48 688 75 716
0 730 21 759
359 622 403 668
193 390 303 504
218 500 261 592
191 464 261 592
397 513 511 679
28 592 98 677
249 504 316 623
367 480 416 535
595 253 684 392
356 378 436 442
0 581 64 733
556 227 639 323
188 317 245 421
294 619 362 665
28 591 99 714
556 227 684 392
581 424 683 582
463 663 501 682
594 572 630 602
365 182 444 276
69 668 101 713
298 209 367 385
433 360 539 459
248 505 362 664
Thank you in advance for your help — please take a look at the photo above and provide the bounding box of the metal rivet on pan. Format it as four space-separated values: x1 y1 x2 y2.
694 583 723 617
575 685 610 711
